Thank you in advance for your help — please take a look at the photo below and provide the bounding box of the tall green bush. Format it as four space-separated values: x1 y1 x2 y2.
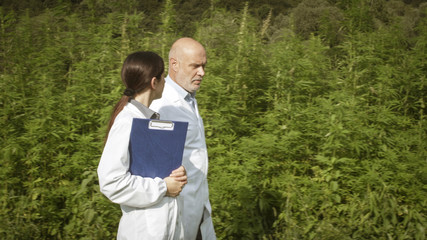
0 0 425 239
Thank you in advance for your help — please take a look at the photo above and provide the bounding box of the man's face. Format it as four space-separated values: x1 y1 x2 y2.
175 47 207 94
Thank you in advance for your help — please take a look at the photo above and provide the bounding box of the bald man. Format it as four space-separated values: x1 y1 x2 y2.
151 38 216 240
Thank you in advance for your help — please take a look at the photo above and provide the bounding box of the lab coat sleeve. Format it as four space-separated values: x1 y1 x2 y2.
97 116 167 208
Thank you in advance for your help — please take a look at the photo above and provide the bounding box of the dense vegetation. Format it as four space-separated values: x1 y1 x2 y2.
0 0 426 239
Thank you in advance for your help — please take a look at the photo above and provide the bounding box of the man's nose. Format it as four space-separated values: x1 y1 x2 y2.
197 66 205 77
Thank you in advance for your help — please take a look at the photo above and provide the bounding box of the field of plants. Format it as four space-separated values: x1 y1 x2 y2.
0 0 426 239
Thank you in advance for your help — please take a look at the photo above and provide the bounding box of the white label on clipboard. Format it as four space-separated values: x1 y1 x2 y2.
149 120 175 131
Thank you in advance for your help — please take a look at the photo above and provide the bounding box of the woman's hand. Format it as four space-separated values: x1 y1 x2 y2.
164 166 187 197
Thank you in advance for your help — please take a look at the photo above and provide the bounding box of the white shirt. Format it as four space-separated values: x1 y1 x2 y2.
151 76 216 240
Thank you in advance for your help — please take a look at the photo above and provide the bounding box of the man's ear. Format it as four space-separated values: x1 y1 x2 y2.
151 77 157 89
170 58 178 72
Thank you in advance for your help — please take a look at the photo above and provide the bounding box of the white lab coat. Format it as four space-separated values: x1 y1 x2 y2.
97 102 184 240
151 76 216 240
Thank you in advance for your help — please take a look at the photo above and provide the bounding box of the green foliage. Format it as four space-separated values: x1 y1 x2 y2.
292 0 345 46
1 0 426 239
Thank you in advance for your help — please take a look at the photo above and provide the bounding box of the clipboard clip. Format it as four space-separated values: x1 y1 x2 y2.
148 120 175 131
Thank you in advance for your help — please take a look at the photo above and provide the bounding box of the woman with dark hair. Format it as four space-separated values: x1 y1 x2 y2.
98 51 187 239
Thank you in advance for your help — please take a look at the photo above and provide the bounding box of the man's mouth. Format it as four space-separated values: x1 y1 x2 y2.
192 78 202 84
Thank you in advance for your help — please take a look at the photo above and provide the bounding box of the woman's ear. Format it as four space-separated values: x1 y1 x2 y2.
151 77 158 90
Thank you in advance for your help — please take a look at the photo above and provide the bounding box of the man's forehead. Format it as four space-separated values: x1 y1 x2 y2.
182 48 206 62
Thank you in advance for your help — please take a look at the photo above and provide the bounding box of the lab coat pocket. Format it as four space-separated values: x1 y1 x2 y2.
117 206 148 240
145 201 169 238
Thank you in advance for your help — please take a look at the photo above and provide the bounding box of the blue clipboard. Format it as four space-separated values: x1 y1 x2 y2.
129 118 188 179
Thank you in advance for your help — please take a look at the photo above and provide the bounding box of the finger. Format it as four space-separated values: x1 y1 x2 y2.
170 170 186 177
176 175 187 179
169 172 182 178
170 171 184 176
174 175 187 181
171 166 185 174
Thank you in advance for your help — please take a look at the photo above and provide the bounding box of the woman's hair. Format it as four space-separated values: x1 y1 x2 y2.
106 51 164 139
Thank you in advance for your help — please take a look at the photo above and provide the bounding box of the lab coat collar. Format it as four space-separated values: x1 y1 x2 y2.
129 99 160 119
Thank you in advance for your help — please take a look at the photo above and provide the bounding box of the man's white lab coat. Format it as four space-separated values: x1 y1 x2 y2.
151 76 216 240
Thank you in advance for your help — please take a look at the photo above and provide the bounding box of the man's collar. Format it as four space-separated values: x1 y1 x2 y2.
166 75 196 100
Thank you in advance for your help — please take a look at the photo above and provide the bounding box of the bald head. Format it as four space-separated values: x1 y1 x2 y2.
169 38 205 64
168 38 207 93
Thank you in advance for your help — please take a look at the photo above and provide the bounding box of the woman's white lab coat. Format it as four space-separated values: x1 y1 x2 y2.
97 103 184 240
